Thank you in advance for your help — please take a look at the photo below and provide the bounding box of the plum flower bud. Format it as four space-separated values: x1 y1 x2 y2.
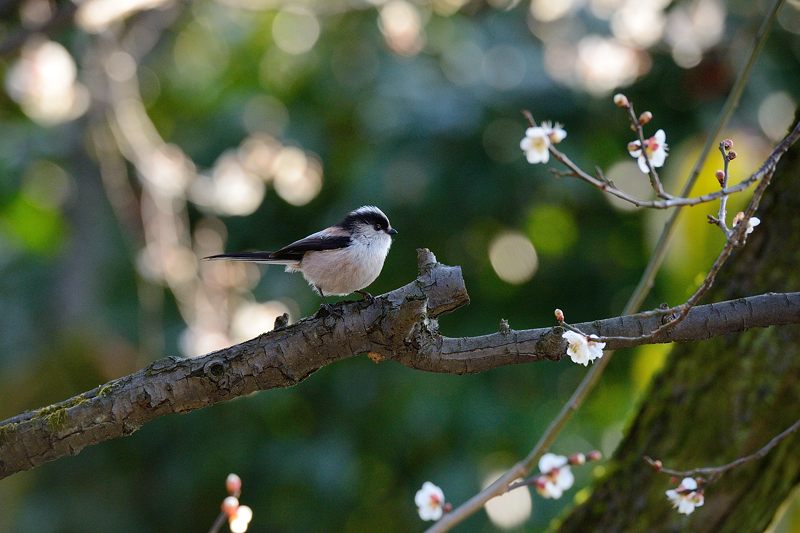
727 150 737 160
541 121 567 144
554 308 565 322
638 111 653 125
226 473 242 496
714 170 725 186
222 496 239 517
721 138 733 150
613 93 630 108
586 450 602 462
568 453 586 465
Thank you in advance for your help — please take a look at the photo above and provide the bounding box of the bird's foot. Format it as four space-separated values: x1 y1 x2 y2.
315 302 344 320
355 290 375 303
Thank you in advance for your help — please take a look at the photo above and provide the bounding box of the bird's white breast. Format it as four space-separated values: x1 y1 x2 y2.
298 233 392 296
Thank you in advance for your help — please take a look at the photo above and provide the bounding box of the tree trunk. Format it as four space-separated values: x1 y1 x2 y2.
558 139 800 531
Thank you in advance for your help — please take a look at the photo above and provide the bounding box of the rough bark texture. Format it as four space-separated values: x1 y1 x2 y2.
1 244 800 479
558 135 800 532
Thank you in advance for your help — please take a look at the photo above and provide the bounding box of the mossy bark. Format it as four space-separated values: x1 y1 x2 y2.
558 140 800 532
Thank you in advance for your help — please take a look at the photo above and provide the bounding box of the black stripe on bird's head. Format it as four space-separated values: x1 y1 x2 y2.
339 206 397 235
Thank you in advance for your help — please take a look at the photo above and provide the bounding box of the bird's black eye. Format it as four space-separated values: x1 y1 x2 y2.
374 224 381 231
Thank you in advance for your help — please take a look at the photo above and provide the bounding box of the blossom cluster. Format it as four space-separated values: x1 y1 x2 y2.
534 451 602 499
221 473 253 533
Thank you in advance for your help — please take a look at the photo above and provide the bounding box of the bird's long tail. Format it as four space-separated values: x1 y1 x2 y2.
203 252 298 266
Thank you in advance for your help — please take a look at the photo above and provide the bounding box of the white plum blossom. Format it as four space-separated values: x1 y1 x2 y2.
415 481 446 521
541 121 567 144
535 453 575 499
520 127 551 164
745 217 760 235
665 477 704 515
562 331 606 366
520 121 568 164
628 129 669 173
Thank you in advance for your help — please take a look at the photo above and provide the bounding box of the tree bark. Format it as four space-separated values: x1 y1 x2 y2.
558 133 800 532
1 247 799 479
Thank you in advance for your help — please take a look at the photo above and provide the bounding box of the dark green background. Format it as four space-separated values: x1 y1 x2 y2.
1 1 799 531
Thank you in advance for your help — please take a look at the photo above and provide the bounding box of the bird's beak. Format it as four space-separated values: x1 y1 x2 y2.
388 228 398 236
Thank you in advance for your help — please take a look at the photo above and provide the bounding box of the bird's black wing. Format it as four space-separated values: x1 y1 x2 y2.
271 231 351 261
204 229 351 263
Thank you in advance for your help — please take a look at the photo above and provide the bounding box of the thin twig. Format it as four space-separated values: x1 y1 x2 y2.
625 103 670 199
644 418 800 482
207 512 227 533
713 142 733 236
576 119 800 345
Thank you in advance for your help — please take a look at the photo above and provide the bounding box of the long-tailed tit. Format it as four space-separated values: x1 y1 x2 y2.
205 206 397 299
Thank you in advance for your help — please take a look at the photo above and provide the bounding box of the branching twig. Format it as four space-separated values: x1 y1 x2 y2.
644 418 800 482
581 119 800 345
430 3 788 529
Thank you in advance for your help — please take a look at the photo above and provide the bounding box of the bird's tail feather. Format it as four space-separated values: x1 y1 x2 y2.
203 252 298 265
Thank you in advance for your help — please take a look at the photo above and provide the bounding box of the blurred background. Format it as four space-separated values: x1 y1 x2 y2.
0 0 799 530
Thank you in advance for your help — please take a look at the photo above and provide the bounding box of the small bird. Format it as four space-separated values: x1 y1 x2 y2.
205 206 397 301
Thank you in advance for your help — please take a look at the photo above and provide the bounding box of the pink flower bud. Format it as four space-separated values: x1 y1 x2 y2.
443 503 453 513
727 150 737 160
586 450 602 462
721 139 733 150
638 111 653 125
554 308 565 322
613 93 630 108
569 453 586 465
222 496 239 517
651 459 663 471
715 170 725 186
226 473 242 496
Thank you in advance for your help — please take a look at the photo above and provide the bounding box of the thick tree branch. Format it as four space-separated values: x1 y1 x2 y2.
1 249 799 479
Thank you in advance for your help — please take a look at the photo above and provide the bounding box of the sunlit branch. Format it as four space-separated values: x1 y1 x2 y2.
1 247 798 479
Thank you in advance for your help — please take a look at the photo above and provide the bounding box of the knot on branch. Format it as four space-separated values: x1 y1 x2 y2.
204 360 226 381
537 327 567 361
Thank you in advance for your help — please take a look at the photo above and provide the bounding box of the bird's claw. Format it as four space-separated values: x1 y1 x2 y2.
316 302 344 320
355 290 375 303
